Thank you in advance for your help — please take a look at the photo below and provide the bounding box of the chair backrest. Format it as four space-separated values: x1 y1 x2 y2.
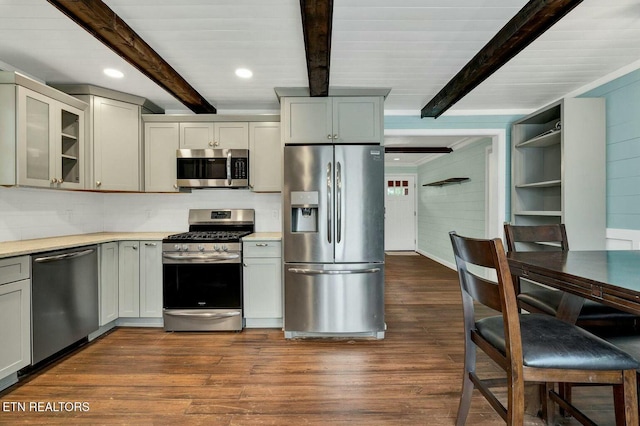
449 232 523 362
503 223 569 253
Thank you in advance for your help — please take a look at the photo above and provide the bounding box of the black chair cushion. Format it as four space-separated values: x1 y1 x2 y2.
475 313 640 370
605 335 640 363
518 288 638 320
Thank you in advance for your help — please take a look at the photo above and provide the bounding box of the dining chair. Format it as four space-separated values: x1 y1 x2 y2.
503 223 638 330
449 231 639 425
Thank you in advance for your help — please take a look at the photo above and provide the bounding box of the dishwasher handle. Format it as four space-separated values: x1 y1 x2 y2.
34 248 96 263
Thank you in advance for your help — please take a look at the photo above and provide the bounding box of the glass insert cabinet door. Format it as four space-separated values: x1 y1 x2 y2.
17 86 84 189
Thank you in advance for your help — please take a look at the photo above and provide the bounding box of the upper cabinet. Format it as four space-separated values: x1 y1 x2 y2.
179 122 248 150
144 122 180 193
91 96 141 191
510 98 606 250
249 122 281 192
0 73 87 189
281 96 383 144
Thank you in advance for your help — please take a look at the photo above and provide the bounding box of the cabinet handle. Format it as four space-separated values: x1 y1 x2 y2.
333 134 338 140
327 134 332 140
58 178 64 184
96 181 102 187
243 263 248 267
214 140 220 147
173 184 178 189
208 141 214 147
132 245 138 250
255 243 269 247
145 243 157 247
50 178 57 184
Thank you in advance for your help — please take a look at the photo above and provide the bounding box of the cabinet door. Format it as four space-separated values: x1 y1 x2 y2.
93 97 140 191
282 98 332 144
214 122 249 149
243 257 282 319
332 97 382 144
179 122 213 149
99 242 119 325
16 87 56 188
249 122 281 192
139 241 163 318
0 279 31 377
118 241 140 317
144 122 179 192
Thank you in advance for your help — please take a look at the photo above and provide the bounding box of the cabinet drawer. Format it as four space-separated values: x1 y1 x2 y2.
0 256 30 285
243 241 282 258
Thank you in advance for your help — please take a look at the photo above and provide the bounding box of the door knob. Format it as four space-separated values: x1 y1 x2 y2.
96 181 102 187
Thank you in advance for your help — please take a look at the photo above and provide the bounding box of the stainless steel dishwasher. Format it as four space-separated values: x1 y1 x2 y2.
31 245 99 364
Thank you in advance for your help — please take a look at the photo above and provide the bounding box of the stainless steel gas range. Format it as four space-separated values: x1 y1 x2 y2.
162 209 254 331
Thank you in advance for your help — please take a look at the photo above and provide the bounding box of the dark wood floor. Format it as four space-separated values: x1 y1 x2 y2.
0 254 616 425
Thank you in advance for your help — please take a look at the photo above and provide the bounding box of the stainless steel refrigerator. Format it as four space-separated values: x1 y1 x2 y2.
283 144 385 339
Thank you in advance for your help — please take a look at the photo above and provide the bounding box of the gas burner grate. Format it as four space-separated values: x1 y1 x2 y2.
165 230 252 242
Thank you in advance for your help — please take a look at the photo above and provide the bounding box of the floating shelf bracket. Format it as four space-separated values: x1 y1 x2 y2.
422 177 470 187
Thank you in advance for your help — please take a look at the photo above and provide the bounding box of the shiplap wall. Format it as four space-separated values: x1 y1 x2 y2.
416 139 491 266
582 68 640 231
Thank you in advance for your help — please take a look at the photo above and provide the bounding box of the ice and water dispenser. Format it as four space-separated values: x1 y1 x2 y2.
290 191 318 232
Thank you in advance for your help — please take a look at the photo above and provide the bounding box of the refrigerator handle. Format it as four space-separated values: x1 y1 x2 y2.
327 162 332 243
336 161 342 243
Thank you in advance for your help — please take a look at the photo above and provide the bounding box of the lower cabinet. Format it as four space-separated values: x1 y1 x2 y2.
0 256 31 386
118 240 163 319
99 242 119 325
243 239 282 328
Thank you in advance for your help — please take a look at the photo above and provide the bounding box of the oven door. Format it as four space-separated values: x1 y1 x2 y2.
163 263 243 331
176 149 248 188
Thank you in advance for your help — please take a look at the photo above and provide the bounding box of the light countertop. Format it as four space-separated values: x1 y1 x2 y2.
0 232 174 259
243 232 282 241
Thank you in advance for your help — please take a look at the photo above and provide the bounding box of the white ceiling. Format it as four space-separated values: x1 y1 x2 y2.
1 0 640 165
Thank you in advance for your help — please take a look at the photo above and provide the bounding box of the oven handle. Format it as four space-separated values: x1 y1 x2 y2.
288 267 381 275
162 253 240 261
164 311 241 319
226 150 232 186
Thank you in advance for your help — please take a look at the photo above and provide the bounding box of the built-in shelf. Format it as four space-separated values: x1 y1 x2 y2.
516 180 561 188
422 177 469 187
515 130 561 148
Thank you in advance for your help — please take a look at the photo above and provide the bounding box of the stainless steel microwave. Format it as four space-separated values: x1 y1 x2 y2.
176 149 249 188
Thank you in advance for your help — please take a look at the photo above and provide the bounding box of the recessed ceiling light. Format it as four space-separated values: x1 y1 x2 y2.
393 158 400 161
104 68 124 78
235 68 253 79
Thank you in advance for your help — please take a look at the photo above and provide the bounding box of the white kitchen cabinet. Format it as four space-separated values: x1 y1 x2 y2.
99 242 119 325
118 241 140 317
139 241 163 318
0 73 87 189
144 122 179 192
243 239 282 328
118 240 163 319
179 122 248 150
91 96 141 191
0 256 31 383
281 97 383 144
510 98 606 249
249 122 281 192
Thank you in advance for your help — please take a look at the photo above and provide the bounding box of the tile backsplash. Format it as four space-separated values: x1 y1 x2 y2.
0 187 282 242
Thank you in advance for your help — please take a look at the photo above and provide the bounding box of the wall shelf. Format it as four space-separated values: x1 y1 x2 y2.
422 177 469 187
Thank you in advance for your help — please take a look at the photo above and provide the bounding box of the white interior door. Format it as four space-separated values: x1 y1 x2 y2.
384 175 416 251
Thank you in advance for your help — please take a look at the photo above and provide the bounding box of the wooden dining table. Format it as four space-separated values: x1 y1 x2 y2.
507 250 640 322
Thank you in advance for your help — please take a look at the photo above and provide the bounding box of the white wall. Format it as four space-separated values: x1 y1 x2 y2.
0 186 282 242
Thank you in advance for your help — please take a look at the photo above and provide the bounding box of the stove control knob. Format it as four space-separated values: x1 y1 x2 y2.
214 245 220 252
174 244 182 251
198 245 205 252
182 245 189 251
222 245 228 252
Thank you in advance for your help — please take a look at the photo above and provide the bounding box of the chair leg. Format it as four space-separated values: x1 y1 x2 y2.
541 382 554 424
613 370 639 426
507 374 525 426
456 371 474 426
559 383 572 417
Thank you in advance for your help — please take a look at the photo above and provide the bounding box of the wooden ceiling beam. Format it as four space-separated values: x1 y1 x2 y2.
421 0 583 118
47 0 216 113
300 0 333 97
385 147 453 154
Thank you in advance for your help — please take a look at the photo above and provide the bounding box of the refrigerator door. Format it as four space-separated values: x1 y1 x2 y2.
283 145 334 263
334 145 385 263
284 262 385 336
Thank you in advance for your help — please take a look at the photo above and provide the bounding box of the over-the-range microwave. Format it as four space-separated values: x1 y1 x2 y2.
176 149 249 188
